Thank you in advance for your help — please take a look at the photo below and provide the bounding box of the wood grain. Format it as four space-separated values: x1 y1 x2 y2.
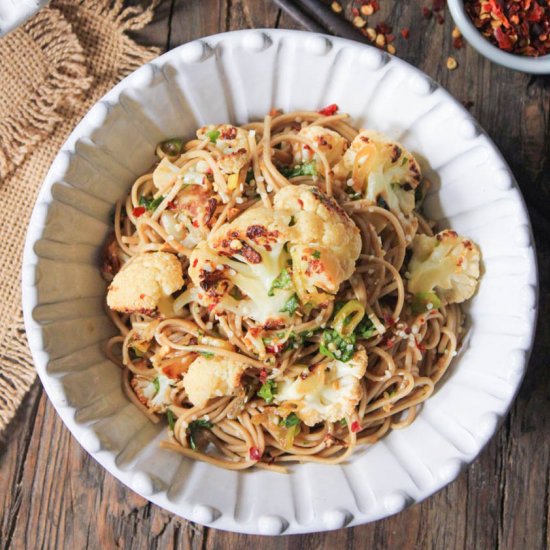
2 1 549 548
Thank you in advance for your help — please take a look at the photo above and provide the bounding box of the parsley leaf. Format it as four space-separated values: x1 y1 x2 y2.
280 162 317 179
160 137 183 156
411 292 441 314
166 409 176 431
355 316 376 339
340 418 347 427
281 413 300 428
257 379 277 404
268 268 293 297
377 196 389 210
139 195 164 212
206 129 220 143
200 351 215 359
280 293 299 316
188 419 213 450
312 250 321 259
319 329 356 362
152 377 160 396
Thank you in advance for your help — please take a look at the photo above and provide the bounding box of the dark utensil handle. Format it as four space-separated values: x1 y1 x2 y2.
271 0 326 33
295 0 367 42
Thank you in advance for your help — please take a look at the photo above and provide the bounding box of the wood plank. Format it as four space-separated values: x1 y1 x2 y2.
0 0 548 548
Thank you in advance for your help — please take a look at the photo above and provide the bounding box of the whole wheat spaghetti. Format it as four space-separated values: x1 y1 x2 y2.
102 107 481 472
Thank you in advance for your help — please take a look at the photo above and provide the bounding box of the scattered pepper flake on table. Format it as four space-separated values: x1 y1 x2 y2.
331 1 342 14
464 0 550 56
446 56 458 70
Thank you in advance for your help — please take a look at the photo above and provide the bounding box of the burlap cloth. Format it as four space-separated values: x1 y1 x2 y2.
0 0 159 432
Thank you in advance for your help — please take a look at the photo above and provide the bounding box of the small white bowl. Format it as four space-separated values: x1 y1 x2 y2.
448 0 550 73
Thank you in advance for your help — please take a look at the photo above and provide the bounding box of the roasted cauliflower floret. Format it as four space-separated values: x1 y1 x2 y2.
292 125 348 169
159 185 218 247
188 208 295 326
107 252 184 314
131 373 174 413
407 230 481 304
275 348 367 426
153 157 213 192
274 185 361 303
197 124 252 174
188 185 361 324
183 355 248 407
335 130 421 240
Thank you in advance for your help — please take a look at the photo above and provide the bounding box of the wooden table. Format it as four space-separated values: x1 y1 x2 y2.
1 1 549 548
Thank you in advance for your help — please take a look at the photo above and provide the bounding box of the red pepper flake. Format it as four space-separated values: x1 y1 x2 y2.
452 36 465 49
386 33 395 43
401 27 410 39
417 341 426 353
265 343 284 355
422 6 432 19
132 206 146 217
192 258 198 268
432 0 446 11
464 0 550 57
318 103 339 116
351 7 360 17
351 420 361 433
259 369 268 384
376 22 393 35
207 304 216 312
192 220 199 228
167 200 177 210
436 13 445 24
383 314 395 327
249 446 261 461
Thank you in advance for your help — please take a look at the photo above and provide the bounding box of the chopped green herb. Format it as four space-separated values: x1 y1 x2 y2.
312 250 321 259
188 419 213 450
246 169 254 183
355 316 376 339
257 379 277 404
319 329 356 362
139 195 164 212
280 293 299 316
411 292 441 314
281 412 300 428
280 162 317 179
229 286 245 301
340 418 348 427
200 351 215 359
160 137 184 156
166 409 176 431
152 376 160 396
377 196 389 210
415 186 424 205
401 156 408 166
129 345 144 359
268 268 293 297
206 129 220 143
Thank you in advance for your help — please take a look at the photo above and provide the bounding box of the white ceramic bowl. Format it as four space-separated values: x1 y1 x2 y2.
22 29 538 535
0 0 48 37
448 0 550 73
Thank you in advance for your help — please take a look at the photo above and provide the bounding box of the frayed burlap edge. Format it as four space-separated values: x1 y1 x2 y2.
0 1 160 433
0 8 91 181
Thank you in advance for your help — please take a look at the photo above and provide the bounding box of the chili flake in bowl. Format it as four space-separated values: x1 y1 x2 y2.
448 0 550 72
